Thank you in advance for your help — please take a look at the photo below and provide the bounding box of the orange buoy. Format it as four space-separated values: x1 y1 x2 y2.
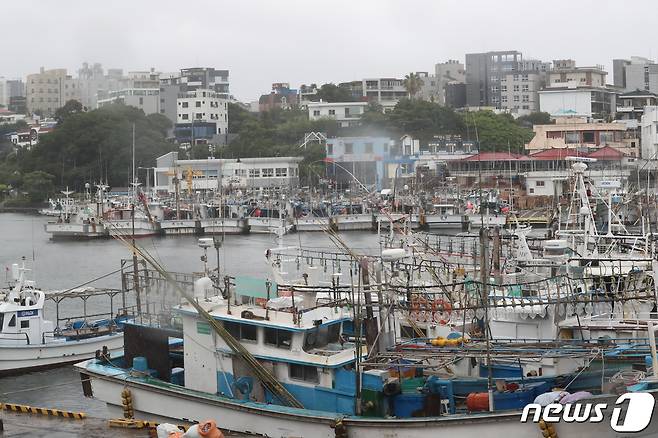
466 392 489 412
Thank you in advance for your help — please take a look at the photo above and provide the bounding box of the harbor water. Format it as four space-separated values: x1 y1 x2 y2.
0 213 382 420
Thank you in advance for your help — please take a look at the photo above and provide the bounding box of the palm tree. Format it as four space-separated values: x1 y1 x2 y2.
403 73 423 99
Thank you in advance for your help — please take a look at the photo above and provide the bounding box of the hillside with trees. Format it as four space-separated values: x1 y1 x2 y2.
0 98 537 203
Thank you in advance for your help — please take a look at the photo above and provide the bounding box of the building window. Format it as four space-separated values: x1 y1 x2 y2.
513 85 520 92
522 95 529 102
264 328 292 349
536 181 545 187
513 74 519 81
501 85 507 92
501 96 508 103
262 168 274 177
313 110 320 116
249 169 260 178
513 95 520 102
139 97 144 105
20 320 29 329
275 168 287 177
344 143 353 154
328 109 335 115
522 74 529 81
182 102 189 108
182 114 189 120
289 364 319 383
365 143 373 154
196 101 201 107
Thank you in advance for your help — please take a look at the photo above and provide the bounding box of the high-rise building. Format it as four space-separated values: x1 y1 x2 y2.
26 67 79 116
0 78 24 108
613 57 658 93
465 50 522 108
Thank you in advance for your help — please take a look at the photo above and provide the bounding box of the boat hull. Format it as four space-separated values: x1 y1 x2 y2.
78 361 658 438
0 333 123 375
334 214 374 231
44 222 109 239
200 218 248 235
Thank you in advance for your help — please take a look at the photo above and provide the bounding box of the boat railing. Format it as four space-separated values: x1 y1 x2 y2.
0 332 31 345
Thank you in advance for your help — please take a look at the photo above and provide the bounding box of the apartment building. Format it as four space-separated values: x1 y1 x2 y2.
433 60 465 105
307 101 369 127
174 88 228 145
26 67 79 116
465 50 522 108
539 60 616 119
500 70 543 115
613 56 658 93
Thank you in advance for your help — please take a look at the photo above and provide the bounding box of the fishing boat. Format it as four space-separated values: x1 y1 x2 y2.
0 261 125 375
44 186 110 239
75 269 658 437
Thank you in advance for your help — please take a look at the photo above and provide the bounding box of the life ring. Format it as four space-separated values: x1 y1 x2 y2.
432 299 452 325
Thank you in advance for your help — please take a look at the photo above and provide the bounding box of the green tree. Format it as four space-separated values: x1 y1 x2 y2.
516 111 553 128
22 170 55 202
1 103 177 191
316 83 354 102
54 99 83 123
463 111 534 153
402 73 423 99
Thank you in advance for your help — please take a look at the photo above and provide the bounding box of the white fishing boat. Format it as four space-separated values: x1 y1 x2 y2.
75 271 658 438
0 262 124 375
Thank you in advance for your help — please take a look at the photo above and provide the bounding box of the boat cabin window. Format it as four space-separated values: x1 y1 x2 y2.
303 323 341 351
264 328 292 349
8 314 16 328
289 364 319 383
223 321 257 342
20 320 29 329
400 325 426 339
0 313 3 331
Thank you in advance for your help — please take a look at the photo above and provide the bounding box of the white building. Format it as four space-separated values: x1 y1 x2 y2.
176 88 228 136
539 87 617 120
307 101 369 127
153 152 302 194
362 78 408 110
97 88 161 115
641 106 658 160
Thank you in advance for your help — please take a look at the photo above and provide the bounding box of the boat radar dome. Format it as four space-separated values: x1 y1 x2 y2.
571 162 588 173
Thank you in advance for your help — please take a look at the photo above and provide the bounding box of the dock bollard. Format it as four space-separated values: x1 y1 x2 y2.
0 402 86 419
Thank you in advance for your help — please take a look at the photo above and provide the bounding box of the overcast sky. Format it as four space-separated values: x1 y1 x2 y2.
4 0 657 101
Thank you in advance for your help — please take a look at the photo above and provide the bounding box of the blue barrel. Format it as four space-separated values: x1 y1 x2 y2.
132 356 148 372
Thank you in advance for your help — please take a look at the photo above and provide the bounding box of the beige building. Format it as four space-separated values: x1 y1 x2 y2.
500 71 543 116
548 60 607 88
525 116 639 157
26 67 79 116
